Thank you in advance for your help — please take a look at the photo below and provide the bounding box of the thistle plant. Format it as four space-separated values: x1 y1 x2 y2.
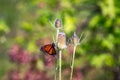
70 32 84 80
41 18 86 80
54 19 67 80
54 19 86 80
57 32 67 80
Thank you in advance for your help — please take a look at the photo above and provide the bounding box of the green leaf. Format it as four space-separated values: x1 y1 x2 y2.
104 54 114 66
0 19 10 33
101 34 114 50
15 36 24 44
64 14 75 34
27 41 37 53
91 54 114 68
21 22 33 32
89 15 100 28
99 0 115 18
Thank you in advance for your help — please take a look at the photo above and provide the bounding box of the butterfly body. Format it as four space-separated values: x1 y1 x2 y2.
40 43 57 56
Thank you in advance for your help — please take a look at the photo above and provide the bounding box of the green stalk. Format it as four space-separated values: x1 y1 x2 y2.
59 50 62 80
54 29 59 80
70 45 77 80
54 58 58 80
56 29 59 41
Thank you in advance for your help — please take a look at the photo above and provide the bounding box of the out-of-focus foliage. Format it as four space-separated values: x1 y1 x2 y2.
0 0 120 80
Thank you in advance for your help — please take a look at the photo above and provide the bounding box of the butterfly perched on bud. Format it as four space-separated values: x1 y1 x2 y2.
40 43 58 56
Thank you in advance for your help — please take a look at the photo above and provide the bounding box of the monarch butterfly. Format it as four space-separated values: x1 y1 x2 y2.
40 43 57 56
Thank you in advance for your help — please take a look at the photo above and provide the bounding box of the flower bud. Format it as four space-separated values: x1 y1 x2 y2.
70 32 80 46
57 32 67 49
54 19 62 29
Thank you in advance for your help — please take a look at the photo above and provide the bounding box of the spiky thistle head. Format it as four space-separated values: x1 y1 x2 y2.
70 32 80 46
57 32 67 49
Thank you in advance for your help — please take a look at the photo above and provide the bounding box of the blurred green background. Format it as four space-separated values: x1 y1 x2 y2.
0 0 120 80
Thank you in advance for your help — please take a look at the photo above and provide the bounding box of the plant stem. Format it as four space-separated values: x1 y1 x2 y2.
70 45 77 80
54 29 60 80
54 58 58 80
56 29 59 42
59 50 62 80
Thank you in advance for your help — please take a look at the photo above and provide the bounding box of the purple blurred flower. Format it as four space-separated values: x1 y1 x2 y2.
28 54 40 70
43 54 56 69
9 44 20 61
9 44 30 64
17 50 30 64
23 54 51 80
24 67 51 80
5 70 22 80
72 68 83 80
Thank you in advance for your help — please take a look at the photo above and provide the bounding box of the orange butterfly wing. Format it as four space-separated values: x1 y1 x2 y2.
41 43 56 55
